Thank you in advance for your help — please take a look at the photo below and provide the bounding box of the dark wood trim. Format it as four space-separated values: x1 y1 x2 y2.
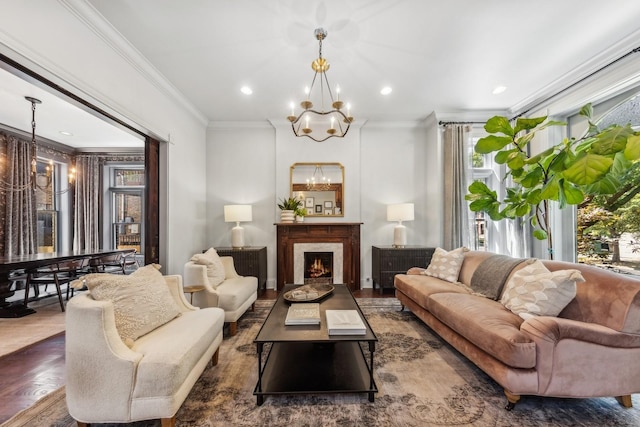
145 137 160 264
275 223 361 292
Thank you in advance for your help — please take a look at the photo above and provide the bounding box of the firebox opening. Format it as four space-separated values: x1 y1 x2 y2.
304 252 333 285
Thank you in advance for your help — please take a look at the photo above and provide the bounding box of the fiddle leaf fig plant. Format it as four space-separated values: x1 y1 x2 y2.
465 103 640 258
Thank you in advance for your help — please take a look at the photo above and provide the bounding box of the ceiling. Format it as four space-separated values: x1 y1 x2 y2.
3 0 640 147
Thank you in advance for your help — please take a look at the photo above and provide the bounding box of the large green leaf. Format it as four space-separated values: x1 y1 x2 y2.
562 180 584 205
467 180 495 197
475 135 513 154
513 116 546 134
533 229 548 240
525 188 543 205
484 116 514 136
495 149 515 164
624 134 640 161
525 147 554 165
584 174 620 195
591 125 634 155
540 176 560 200
519 166 543 188
579 103 593 119
563 152 613 185
507 152 525 170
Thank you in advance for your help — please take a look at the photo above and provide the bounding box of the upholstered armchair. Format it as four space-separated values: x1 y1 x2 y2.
184 249 258 336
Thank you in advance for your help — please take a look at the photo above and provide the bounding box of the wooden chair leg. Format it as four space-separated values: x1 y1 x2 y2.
54 275 65 312
504 390 520 410
161 416 176 427
211 348 220 366
229 321 237 336
616 395 633 408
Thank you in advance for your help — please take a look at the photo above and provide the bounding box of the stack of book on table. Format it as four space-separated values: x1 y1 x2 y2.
285 303 321 325
325 309 366 335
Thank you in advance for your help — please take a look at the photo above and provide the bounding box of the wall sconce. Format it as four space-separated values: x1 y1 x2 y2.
387 203 414 247
224 205 253 248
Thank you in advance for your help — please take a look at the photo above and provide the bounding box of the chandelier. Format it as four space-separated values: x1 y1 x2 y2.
287 28 354 142
0 96 76 193
306 165 332 191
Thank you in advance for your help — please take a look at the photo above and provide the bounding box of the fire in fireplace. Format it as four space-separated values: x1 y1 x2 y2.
304 252 333 284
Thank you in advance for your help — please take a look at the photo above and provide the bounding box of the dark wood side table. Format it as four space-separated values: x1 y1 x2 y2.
215 246 267 292
371 246 435 294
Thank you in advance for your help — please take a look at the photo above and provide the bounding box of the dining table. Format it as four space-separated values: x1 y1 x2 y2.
0 249 132 318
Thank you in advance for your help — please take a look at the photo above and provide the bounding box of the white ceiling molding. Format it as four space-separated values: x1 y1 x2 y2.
61 0 208 127
508 28 640 117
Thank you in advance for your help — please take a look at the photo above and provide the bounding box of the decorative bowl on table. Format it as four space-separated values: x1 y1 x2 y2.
283 284 334 303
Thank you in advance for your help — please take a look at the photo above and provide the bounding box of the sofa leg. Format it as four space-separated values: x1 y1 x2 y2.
161 416 176 427
252 302 255 311
76 422 89 427
616 395 633 408
504 390 520 410
229 321 237 336
211 348 220 366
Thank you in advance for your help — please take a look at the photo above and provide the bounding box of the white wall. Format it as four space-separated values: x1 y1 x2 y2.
0 1 209 275
207 118 442 289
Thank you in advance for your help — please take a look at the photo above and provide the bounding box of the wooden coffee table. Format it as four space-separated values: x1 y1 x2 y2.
253 284 378 405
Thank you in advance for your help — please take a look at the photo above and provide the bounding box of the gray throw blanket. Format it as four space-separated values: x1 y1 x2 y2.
469 255 527 300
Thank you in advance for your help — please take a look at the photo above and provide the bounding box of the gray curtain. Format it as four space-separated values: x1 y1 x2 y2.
73 155 101 251
442 125 470 250
1 133 37 256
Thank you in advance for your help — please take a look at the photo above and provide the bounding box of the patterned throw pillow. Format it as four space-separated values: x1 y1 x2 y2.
500 259 584 319
191 247 225 288
77 264 181 347
421 247 469 283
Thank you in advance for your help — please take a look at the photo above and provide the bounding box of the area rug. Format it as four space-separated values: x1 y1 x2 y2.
3 298 640 427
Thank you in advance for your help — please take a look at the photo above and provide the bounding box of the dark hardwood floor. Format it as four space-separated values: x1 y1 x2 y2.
0 288 393 422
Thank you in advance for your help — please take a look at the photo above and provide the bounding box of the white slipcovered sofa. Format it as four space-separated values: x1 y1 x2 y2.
184 248 258 336
66 266 224 426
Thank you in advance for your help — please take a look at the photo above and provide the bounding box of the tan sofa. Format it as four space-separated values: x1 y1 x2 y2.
394 250 640 409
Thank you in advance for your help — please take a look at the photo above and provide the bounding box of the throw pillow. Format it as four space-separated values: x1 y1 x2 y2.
191 247 225 288
421 247 469 283
77 264 181 347
500 259 585 319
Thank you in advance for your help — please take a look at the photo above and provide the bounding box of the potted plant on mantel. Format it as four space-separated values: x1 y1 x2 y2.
465 104 640 259
294 206 307 222
278 197 301 223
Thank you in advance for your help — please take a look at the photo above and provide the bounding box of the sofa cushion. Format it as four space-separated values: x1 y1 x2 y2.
394 273 469 308
75 264 181 346
501 260 584 319
131 307 224 399
427 292 536 368
191 247 225 288
422 247 468 283
216 276 257 311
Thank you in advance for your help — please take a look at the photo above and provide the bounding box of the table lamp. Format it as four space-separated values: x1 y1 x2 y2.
224 205 252 248
387 203 414 247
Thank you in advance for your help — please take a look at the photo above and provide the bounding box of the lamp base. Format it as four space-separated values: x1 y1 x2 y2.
231 225 245 249
393 224 407 248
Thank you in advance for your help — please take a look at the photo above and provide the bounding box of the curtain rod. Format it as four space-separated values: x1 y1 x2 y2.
438 121 485 126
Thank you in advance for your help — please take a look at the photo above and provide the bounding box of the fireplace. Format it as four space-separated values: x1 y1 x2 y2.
304 252 333 284
276 223 361 291
294 243 343 285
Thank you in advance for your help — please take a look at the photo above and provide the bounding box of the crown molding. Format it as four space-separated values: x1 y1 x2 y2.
59 0 208 127
508 28 640 117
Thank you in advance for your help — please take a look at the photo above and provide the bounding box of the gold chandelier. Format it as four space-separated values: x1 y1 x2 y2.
287 28 354 142
0 96 76 194
306 164 331 191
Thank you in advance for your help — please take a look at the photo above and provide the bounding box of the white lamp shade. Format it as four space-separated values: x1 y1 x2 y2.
387 203 414 222
224 205 252 223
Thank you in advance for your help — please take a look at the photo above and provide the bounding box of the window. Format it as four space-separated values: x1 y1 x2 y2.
104 165 144 254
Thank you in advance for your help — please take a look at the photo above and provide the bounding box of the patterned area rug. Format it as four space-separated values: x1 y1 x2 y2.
3 298 640 426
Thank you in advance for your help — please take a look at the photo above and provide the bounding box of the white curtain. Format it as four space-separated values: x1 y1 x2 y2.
1 133 36 256
73 155 101 251
442 125 471 250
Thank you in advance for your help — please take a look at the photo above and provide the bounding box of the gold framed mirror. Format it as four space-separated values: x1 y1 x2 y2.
290 162 344 217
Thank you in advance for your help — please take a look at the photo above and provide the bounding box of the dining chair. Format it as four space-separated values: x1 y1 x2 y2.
24 258 90 311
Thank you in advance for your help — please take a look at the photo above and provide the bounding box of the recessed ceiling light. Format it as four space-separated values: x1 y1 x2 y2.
380 86 392 95
59 131 73 136
240 86 253 95
492 85 507 95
